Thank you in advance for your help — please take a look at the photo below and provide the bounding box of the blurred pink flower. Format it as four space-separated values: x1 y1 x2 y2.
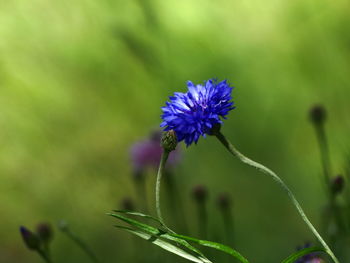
130 130 181 173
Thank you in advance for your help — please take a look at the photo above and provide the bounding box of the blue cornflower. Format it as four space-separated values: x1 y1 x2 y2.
160 79 235 146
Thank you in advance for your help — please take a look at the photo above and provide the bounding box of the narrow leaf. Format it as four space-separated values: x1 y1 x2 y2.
109 213 211 262
116 226 211 263
113 210 164 226
169 233 249 263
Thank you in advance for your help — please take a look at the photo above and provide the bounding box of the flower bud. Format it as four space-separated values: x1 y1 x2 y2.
216 193 231 210
161 130 177 152
191 185 208 203
120 197 135 211
20 226 40 250
309 104 326 125
36 223 53 243
331 175 345 195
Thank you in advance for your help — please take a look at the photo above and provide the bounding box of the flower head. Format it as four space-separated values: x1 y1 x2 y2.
216 193 232 210
330 175 345 195
309 104 326 125
191 184 208 203
161 79 235 146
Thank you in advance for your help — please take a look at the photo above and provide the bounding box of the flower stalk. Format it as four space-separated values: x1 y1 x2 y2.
155 130 178 230
214 130 339 263
58 221 99 263
155 150 170 227
191 185 209 238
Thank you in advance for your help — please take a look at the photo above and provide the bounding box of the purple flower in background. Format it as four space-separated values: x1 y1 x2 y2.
130 130 181 173
161 79 235 146
296 243 323 263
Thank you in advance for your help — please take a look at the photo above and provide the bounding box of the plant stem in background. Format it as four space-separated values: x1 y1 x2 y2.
133 172 149 213
37 249 52 263
309 105 331 192
214 131 340 263
191 185 209 239
217 193 234 247
309 105 346 244
164 170 189 233
314 122 332 187
58 221 99 263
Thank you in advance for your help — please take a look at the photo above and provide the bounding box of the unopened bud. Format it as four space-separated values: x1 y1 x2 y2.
161 130 177 152
36 223 53 243
191 185 208 203
309 104 326 125
120 197 135 211
331 175 345 195
20 226 40 250
216 193 231 210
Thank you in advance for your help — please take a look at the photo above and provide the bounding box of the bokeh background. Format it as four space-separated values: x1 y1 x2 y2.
1 0 350 262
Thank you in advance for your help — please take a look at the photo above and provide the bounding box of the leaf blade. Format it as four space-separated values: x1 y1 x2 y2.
113 210 164 226
115 226 211 263
109 213 211 263
169 233 249 263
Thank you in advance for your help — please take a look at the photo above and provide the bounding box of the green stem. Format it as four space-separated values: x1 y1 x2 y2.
164 171 189 233
156 150 170 228
134 173 149 213
196 201 208 239
63 229 99 263
222 209 234 247
314 124 332 188
38 249 52 263
215 131 339 263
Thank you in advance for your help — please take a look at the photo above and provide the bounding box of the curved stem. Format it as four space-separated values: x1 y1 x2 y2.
215 131 339 263
156 150 170 227
38 249 52 263
63 229 99 263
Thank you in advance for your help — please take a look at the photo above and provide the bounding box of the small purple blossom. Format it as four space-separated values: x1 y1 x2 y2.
161 79 235 146
296 243 323 263
130 130 181 173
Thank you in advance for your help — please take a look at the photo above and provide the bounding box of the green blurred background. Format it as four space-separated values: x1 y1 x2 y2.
1 0 349 262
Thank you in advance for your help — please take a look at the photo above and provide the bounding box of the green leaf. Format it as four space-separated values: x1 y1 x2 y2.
113 210 165 228
115 225 211 263
109 212 250 263
169 233 249 263
281 246 327 263
109 213 211 263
